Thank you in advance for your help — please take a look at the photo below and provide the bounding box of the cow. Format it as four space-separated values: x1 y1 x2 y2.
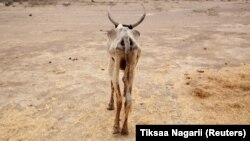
106 5 146 135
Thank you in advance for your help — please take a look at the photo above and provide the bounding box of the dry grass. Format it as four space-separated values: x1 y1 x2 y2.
27 0 57 6
188 65 250 98
175 64 250 123
0 0 57 6
180 64 250 119
0 106 56 141
192 8 219 16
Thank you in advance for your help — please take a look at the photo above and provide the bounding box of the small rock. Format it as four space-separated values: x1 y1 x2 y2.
101 68 105 71
69 57 72 60
203 47 207 50
62 2 71 7
5 1 12 6
53 67 66 74
197 70 204 73
72 58 78 61
225 62 228 65
140 103 144 106
186 76 191 79
29 14 32 17
186 82 190 85
49 61 52 64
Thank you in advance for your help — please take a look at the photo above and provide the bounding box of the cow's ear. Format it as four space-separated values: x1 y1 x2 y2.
107 29 116 40
132 30 140 40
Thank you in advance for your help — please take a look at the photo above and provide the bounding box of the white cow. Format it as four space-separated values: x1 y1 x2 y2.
106 5 146 135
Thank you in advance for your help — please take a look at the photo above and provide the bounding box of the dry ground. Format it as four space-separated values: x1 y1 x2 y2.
0 0 250 141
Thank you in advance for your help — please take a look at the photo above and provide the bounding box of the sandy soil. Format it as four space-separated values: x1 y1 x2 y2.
0 0 250 141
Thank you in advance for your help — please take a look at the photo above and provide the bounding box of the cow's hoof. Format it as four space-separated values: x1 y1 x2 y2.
113 125 120 134
121 128 129 135
107 104 114 110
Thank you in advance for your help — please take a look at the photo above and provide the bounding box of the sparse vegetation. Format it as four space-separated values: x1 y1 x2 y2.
192 8 219 16
27 0 57 6
0 0 57 6
0 1 249 140
187 65 250 99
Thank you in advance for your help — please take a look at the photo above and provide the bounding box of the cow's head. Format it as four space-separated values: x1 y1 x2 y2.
107 5 146 49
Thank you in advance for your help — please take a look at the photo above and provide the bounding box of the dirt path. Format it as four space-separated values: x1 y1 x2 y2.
0 1 250 141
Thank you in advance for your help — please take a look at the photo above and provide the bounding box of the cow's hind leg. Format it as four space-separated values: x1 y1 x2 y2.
112 49 123 134
107 81 114 110
121 49 138 135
